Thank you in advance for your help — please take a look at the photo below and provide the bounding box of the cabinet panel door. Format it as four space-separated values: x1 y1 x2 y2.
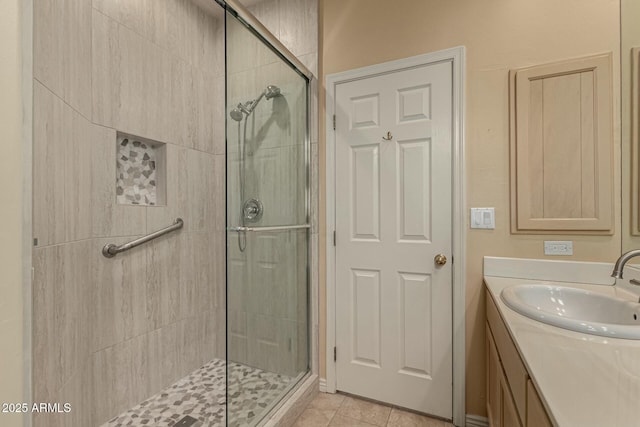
487 291 528 417
527 380 552 427
509 53 613 234
486 324 501 426
501 375 523 427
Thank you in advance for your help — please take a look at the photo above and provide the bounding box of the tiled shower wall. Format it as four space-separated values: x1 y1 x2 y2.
32 0 318 426
32 1 225 425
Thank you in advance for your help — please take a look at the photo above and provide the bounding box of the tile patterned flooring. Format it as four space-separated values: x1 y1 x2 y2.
103 358 292 427
293 393 454 427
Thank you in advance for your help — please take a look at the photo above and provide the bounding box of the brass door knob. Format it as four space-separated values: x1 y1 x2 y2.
434 254 447 266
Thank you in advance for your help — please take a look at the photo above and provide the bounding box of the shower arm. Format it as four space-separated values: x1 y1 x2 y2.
244 90 267 114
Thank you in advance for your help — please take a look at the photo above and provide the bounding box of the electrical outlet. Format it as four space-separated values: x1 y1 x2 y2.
544 241 573 256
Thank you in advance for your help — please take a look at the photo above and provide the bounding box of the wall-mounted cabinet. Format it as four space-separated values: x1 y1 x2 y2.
510 53 614 234
631 47 640 235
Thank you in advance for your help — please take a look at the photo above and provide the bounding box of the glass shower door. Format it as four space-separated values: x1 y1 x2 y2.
225 9 310 427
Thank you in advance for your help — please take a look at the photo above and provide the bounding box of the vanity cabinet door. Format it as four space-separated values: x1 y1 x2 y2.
487 290 528 417
487 325 502 426
488 323 523 427
501 375 523 427
526 380 552 427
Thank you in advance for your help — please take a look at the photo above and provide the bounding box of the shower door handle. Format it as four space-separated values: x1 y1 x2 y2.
228 224 310 233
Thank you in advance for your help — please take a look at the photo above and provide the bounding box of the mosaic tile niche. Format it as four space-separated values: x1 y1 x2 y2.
116 134 166 206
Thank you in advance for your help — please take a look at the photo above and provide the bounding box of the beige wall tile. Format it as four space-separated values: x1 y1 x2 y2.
298 53 318 77
186 150 225 232
175 316 201 378
146 230 184 326
278 0 318 57
228 309 248 364
191 70 225 155
91 237 148 351
33 82 94 245
158 321 180 385
146 143 188 233
212 231 226 309
34 0 92 117
33 82 66 246
249 0 281 40
214 307 227 359
92 10 172 144
32 241 92 408
92 340 133 424
53 359 95 427
227 15 260 73
65 104 93 242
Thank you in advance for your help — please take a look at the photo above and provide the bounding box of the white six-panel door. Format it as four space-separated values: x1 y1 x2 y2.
334 61 453 418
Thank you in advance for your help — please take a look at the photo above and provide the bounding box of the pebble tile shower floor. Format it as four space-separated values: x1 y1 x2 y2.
103 359 292 427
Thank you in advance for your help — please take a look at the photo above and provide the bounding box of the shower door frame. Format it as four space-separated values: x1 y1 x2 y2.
220 0 318 424
324 47 466 426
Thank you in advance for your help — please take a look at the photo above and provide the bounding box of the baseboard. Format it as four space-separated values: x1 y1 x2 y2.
465 414 489 427
319 378 327 392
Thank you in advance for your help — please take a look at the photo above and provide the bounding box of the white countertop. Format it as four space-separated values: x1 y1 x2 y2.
485 275 640 427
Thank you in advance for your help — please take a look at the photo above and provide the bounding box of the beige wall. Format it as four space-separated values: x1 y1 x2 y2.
320 0 620 417
0 0 26 425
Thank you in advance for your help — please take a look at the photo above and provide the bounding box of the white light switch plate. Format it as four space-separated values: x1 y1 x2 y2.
544 241 573 256
470 208 495 229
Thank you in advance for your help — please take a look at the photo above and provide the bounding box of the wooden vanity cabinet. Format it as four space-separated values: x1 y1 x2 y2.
486 288 553 427
487 328 522 427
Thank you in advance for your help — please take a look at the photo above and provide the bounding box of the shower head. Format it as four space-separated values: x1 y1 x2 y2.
230 107 244 122
230 85 282 121
264 85 281 100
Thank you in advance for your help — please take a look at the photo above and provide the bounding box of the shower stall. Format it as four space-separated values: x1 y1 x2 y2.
30 0 314 426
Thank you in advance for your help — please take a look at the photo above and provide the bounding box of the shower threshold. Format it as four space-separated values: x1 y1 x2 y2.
102 359 299 427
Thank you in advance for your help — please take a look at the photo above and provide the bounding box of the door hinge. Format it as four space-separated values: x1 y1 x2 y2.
333 114 336 130
333 230 336 246
334 346 337 361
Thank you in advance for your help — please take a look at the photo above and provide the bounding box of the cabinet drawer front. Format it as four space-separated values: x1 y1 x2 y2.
486 289 528 420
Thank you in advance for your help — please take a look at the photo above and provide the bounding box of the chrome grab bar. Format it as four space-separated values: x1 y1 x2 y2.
102 218 184 258
228 224 310 233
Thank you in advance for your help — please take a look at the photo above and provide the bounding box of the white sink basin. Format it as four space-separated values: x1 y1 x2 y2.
500 284 640 339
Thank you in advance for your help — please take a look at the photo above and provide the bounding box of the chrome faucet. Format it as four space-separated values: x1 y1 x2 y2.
611 249 640 279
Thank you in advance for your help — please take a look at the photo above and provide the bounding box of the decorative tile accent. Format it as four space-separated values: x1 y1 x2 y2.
103 359 293 427
116 135 163 206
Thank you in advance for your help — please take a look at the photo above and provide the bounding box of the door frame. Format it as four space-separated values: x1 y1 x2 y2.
324 46 466 425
